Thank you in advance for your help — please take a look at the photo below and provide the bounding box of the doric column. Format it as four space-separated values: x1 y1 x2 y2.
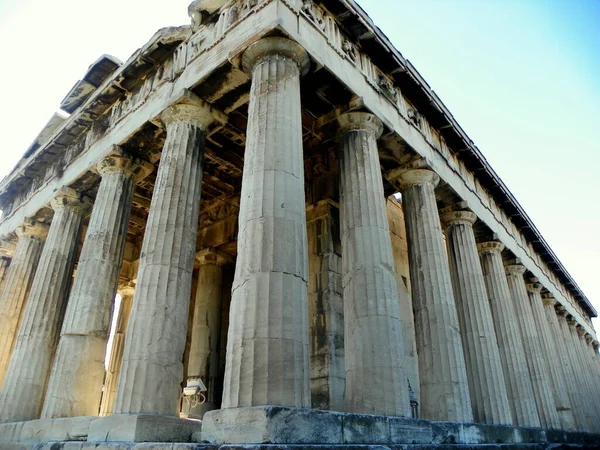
99 286 134 416
336 112 410 417
573 325 600 431
396 169 472 422
184 249 227 418
505 265 560 429
442 212 511 425
478 242 540 427
544 299 585 431
0 239 16 292
555 307 590 431
527 287 575 430
42 151 142 418
222 37 311 408
583 334 600 429
0 223 47 387
307 201 345 411
113 101 216 416
0 189 84 423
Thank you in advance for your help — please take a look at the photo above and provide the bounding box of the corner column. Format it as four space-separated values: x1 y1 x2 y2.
478 242 540 428
442 211 511 425
336 112 410 416
0 188 84 422
396 169 472 422
527 286 575 430
184 249 227 418
583 334 600 429
572 324 600 431
222 37 311 408
0 223 47 387
505 265 560 429
112 101 216 416
42 151 141 418
99 286 134 416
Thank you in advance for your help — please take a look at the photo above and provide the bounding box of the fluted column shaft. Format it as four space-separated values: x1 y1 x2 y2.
478 243 540 427
505 265 560 429
99 288 134 416
336 112 410 417
572 325 600 431
0 256 10 293
42 153 137 418
186 250 226 417
582 335 600 430
443 213 511 425
222 37 311 408
545 302 586 431
527 288 575 430
112 102 215 416
556 310 591 431
397 169 472 422
0 225 46 387
0 189 84 422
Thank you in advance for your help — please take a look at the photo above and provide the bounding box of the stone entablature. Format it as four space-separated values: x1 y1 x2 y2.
0 0 593 337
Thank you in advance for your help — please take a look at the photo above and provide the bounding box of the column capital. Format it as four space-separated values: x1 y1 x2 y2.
541 295 557 307
161 102 217 131
242 36 310 77
335 112 383 140
505 264 526 276
395 169 440 192
50 187 84 212
195 248 230 266
526 282 543 294
585 334 594 345
441 210 477 226
576 325 586 337
0 238 16 258
566 316 578 327
555 305 568 316
477 241 505 255
98 152 134 177
15 221 49 241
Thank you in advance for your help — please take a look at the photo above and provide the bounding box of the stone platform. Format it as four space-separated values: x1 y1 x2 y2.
0 407 599 449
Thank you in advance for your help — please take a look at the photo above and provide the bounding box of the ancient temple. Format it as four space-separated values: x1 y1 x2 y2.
0 0 599 448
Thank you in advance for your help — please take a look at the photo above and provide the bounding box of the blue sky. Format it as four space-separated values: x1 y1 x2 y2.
0 0 598 324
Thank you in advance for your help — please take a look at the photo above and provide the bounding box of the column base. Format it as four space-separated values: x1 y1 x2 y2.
87 414 202 443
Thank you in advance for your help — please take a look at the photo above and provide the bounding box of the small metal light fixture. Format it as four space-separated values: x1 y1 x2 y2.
408 379 419 419
182 377 207 413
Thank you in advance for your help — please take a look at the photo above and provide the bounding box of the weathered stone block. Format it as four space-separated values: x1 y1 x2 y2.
201 407 343 444
0 417 95 444
342 414 390 444
87 415 202 443
388 417 432 444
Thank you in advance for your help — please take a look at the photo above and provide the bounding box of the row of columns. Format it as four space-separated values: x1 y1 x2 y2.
0 36 599 435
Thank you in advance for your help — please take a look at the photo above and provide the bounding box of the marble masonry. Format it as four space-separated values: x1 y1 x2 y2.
0 0 598 449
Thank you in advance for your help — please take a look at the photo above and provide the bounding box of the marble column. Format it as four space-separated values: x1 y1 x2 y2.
442 212 511 425
396 169 472 422
307 201 345 411
0 223 47 387
99 286 134 416
478 242 540 428
222 37 311 408
113 101 216 416
526 286 575 430
574 325 600 431
0 239 16 292
185 249 227 418
555 308 590 431
336 112 410 417
545 300 586 431
0 188 84 423
505 265 560 429
583 334 600 428
42 152 138 418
